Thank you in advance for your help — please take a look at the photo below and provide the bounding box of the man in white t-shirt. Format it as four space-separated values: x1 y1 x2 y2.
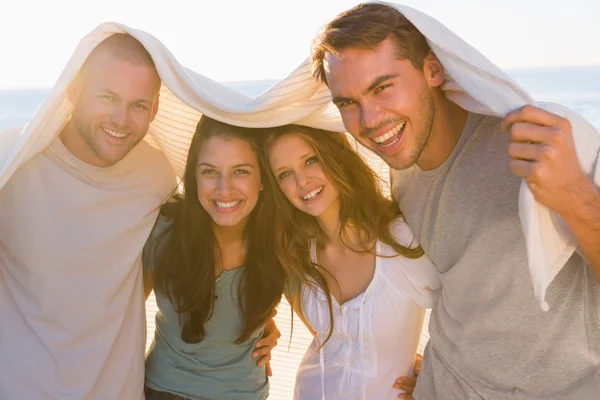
0 34 278 400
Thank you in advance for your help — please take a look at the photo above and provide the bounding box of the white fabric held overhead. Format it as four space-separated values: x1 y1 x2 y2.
1 2 599 311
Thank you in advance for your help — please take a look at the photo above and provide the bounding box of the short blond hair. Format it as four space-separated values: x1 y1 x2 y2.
80 33 157 77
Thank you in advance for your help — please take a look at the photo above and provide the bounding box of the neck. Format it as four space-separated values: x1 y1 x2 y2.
213 220 246 248
416 92 469 171
316 200 342 244
316 201 363 249
213 220 247 270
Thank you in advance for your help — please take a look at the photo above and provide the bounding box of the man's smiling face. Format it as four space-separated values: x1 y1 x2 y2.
325 38 438 170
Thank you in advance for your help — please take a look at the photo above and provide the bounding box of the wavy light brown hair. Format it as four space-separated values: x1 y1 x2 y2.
149 116 285 344
311 2 431 85
261 125 424 344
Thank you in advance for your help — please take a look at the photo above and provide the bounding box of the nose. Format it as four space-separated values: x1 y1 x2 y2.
360 100 384 132
111 104 129 127
216 173 233 194
295 170 310 189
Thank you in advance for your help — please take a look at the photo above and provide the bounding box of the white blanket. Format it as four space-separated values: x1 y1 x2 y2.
1 2 598 310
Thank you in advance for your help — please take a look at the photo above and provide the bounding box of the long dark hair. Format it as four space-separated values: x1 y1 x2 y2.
150 116 285 344
262 125 424 345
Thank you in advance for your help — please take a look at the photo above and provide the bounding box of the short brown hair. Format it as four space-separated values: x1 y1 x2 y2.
311 2 430 84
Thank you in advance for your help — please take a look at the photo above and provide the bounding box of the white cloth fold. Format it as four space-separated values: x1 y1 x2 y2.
1 2 598 310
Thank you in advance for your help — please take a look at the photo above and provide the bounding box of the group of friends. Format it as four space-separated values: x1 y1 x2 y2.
1 2 599 400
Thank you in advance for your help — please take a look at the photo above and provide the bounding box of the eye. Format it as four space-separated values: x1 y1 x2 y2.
278 170 292 180
200 169 217 175
374 84 391 94
305 156 318 166
234 169 250 175
336 99 354 109
133 103 147 110
100 95 114 101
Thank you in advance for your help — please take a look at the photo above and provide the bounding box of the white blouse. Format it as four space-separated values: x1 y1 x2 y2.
294 219 441 400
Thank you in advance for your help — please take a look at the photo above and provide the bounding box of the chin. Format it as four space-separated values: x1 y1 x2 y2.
302 205 328 218
385 160 406 170
212 217 241 227
97 150 129 166
384 154 415 170
305 210 322 218
103 157 125 167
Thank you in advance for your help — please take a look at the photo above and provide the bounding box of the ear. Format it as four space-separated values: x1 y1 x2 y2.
150 95 160 122
423 51 445 88
67 77 83 105
260 183 264 192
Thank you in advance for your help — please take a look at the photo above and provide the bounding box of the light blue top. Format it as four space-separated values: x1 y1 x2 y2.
142 217 269 400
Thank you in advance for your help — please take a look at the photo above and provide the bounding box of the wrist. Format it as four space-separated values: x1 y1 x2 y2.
558 177 600 226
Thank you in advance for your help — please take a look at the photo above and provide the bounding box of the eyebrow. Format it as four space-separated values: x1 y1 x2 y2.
331 74 399 105
197 162 255 168
273 152 313 173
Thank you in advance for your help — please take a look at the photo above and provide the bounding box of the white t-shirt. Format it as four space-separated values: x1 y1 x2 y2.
294 219 441 400
0 137 176 400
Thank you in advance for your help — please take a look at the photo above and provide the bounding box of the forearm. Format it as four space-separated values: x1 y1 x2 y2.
559 178 600 282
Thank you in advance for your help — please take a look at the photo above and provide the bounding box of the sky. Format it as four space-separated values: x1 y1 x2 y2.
0 0 599 89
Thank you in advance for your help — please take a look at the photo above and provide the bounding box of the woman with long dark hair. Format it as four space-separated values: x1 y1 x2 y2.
262 125 441 400
142 116 285 400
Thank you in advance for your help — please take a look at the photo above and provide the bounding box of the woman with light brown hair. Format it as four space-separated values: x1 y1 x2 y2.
261 125 441 400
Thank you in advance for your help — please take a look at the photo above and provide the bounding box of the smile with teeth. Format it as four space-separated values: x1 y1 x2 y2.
215 200 241 209
372 121 405 147
302 186 323 201
103 127 128 138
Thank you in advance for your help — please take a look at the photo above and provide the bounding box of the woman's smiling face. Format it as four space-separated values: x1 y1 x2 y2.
268 133 339 218
196 137 262 228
